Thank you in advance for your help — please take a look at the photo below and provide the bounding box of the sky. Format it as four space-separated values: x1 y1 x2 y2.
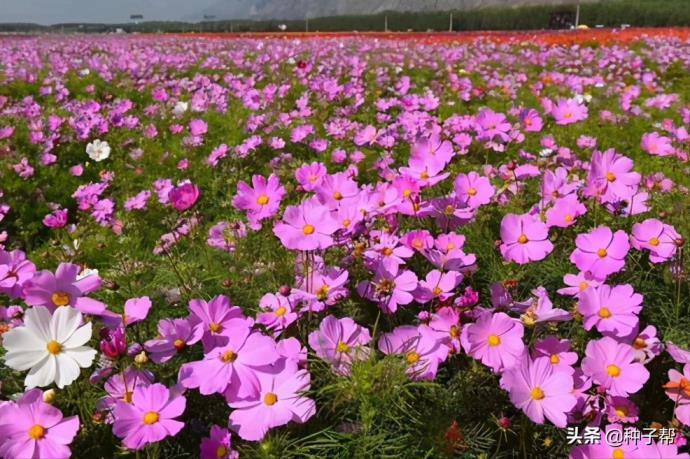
0 0 220 24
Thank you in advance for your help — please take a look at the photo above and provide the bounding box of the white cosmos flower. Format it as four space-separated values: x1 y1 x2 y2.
86 139 111 162
173 101 189 116
2 306 96 389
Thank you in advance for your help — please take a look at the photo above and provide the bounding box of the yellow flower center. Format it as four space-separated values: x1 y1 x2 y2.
598 307 612 319
530 387 545 400
612 448 625 459
316 285 330 301
333 191 343 201
488 335 501 347
303 224 315 235
216 445 228 458
381 247 394 257
615 406 628 418
342 219 351 228
46 340 62 355
450 325 460 339
565 214 574 223
264 392 278 406
173 339 186 351
406 351 420 365
649 237 660 247
447 243 456 250
123 391 133 403
607 364 621 377
143 411 159 425
222 350 238 363
597 248 608 258
579 281 589 292
550 354 560 364
432 287 443 296
256 194 269 205
606 172 617 182
28 424 46 440
336 341 350 353
209 322 223 334
468 187 478 196
444 205 455 216
402 189 412 198
275 306 287 317
420 171 429 180
51 291 70 307
517 234 528 244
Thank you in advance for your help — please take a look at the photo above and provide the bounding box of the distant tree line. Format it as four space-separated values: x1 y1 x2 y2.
1 0 689 34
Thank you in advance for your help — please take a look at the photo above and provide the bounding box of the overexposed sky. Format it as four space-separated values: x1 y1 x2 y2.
0 0 220 24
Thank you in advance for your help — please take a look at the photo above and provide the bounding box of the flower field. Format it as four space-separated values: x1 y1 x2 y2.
0 29 690 458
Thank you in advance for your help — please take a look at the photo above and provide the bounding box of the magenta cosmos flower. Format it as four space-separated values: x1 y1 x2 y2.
461 312 525 373
551 98 588 125
378 325 449 380
168 182 200 212
232 174 286 229
273 198 339 251
581 337 649 397
664 364 690 427
228 364 316 441
113 383 186 450
570 226 630 279
500 354 576 427
499 213 554 265
180 321 278 401
0 248 36 299
188 295 249 352
454 172 495 209
578 284 643 338
145 318 203 364
308 315 371 376
22 262 106 315
200 425 239 459
631 218 681 263
357 265 418 314
0 388 79 459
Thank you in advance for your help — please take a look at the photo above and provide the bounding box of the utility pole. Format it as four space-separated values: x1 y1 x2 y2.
449 12 453 32
384 15 388 32
575 0 581 28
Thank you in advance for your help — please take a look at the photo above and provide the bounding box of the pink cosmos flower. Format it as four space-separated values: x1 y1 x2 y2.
378 325 449 380
557 271 602 297
232 174 286 229
626 325 661 363
500 354 576 427
578 284 642 338
0 248 36 299
228 364 316 441
604 396 639 423
0 388 79 459
413 269 462 303
295 162 327 191
357 265 418 314
97 368 154 420
533 336 578 375
545 194 587 228
22 262 106 315
570 226 630 279
363 231 414 272
551 98 588 125
273 198 339 251
188 295 250 352
168 182 200 212
180 321 278 400
581 337 649 397
641 132 675 157
256 293 299 335
308 315 371 376
200 425 239 459
454 172 495 209
427 307 461 353
521 286 571 324
585 149 641 203
499 213 554 264
145 318 203 364
42 209 68 228
315 172 360 209
207 221 246 253
460 312 525 373
112 383 186 450
631 218 681 263
520 108 543 132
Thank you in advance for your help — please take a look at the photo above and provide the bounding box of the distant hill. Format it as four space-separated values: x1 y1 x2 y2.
198 0 594 21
